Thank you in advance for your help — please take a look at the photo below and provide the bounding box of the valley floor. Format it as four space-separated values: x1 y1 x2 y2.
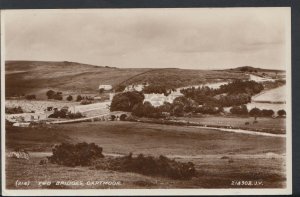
5 121 286 189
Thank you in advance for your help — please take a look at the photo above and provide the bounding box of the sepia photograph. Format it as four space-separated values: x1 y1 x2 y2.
1 7 292 195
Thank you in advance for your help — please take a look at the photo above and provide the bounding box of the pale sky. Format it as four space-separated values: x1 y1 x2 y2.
4 8 290 69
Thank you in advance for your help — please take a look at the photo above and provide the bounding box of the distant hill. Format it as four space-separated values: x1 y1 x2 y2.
5 61 149 98
5 61 249 98
223 66 285 73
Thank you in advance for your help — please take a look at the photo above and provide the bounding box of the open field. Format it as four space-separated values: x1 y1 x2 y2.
174 116 286 134
6 121 286 155
252 85 286 103
5 99 79 113
6 121 286 189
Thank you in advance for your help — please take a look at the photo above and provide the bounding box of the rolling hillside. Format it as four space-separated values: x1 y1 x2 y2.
5 61 248 98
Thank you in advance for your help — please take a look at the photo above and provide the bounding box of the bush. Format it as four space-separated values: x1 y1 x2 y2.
249 107 261 119
76 95 83 102
95 154 196 180
53 94 63 100
48 142 104 167
46 90 56 99
48 109 67 118
80 100 92 105
120 114 127 121
261 109 274 117
25 94 36 100
46 90 63 100
277 109 286 117
66 95 73 101
67 112 84 119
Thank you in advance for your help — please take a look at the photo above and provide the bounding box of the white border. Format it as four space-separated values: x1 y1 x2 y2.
0 8 292 196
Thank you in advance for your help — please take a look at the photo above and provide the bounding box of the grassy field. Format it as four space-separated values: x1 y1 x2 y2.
252 85 286 103
173 116 286 134
5 121 286 189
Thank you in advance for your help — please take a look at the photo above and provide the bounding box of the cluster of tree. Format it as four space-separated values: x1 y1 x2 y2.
132 102 164 118
216 93 251 107
48 108 84 119
76 95 94 103
5 106 23 114
142 84 172 96
230 106 286 119
46 90 63 100
110 91 144 112
131 96 201 118
180 80 263 107
25 94 36 100
111 91 225 117
217 80 264 95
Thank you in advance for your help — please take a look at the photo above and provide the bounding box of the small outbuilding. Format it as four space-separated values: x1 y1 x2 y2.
99 85 112 91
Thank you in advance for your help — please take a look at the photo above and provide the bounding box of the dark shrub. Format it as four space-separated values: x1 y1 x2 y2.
53 94 63 100
67 112 84 119
110 115 116 121
261 109 274 117
48 142 104 167
80 100 92 105
95 154 196 180
120 114 127 121
66 95 73 101
25 94 36 100
48 109 67 118
46 90 55 99
249 107 261 120
76 95 83 102
277 109 286 117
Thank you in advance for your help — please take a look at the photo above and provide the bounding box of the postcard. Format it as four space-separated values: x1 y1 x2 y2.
1 7 292 195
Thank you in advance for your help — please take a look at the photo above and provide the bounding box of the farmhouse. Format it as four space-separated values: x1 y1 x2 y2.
99 85 112 91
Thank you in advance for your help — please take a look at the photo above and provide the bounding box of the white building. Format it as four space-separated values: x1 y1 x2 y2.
6 112 47 123
144 91 183 107
99 85 112 91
